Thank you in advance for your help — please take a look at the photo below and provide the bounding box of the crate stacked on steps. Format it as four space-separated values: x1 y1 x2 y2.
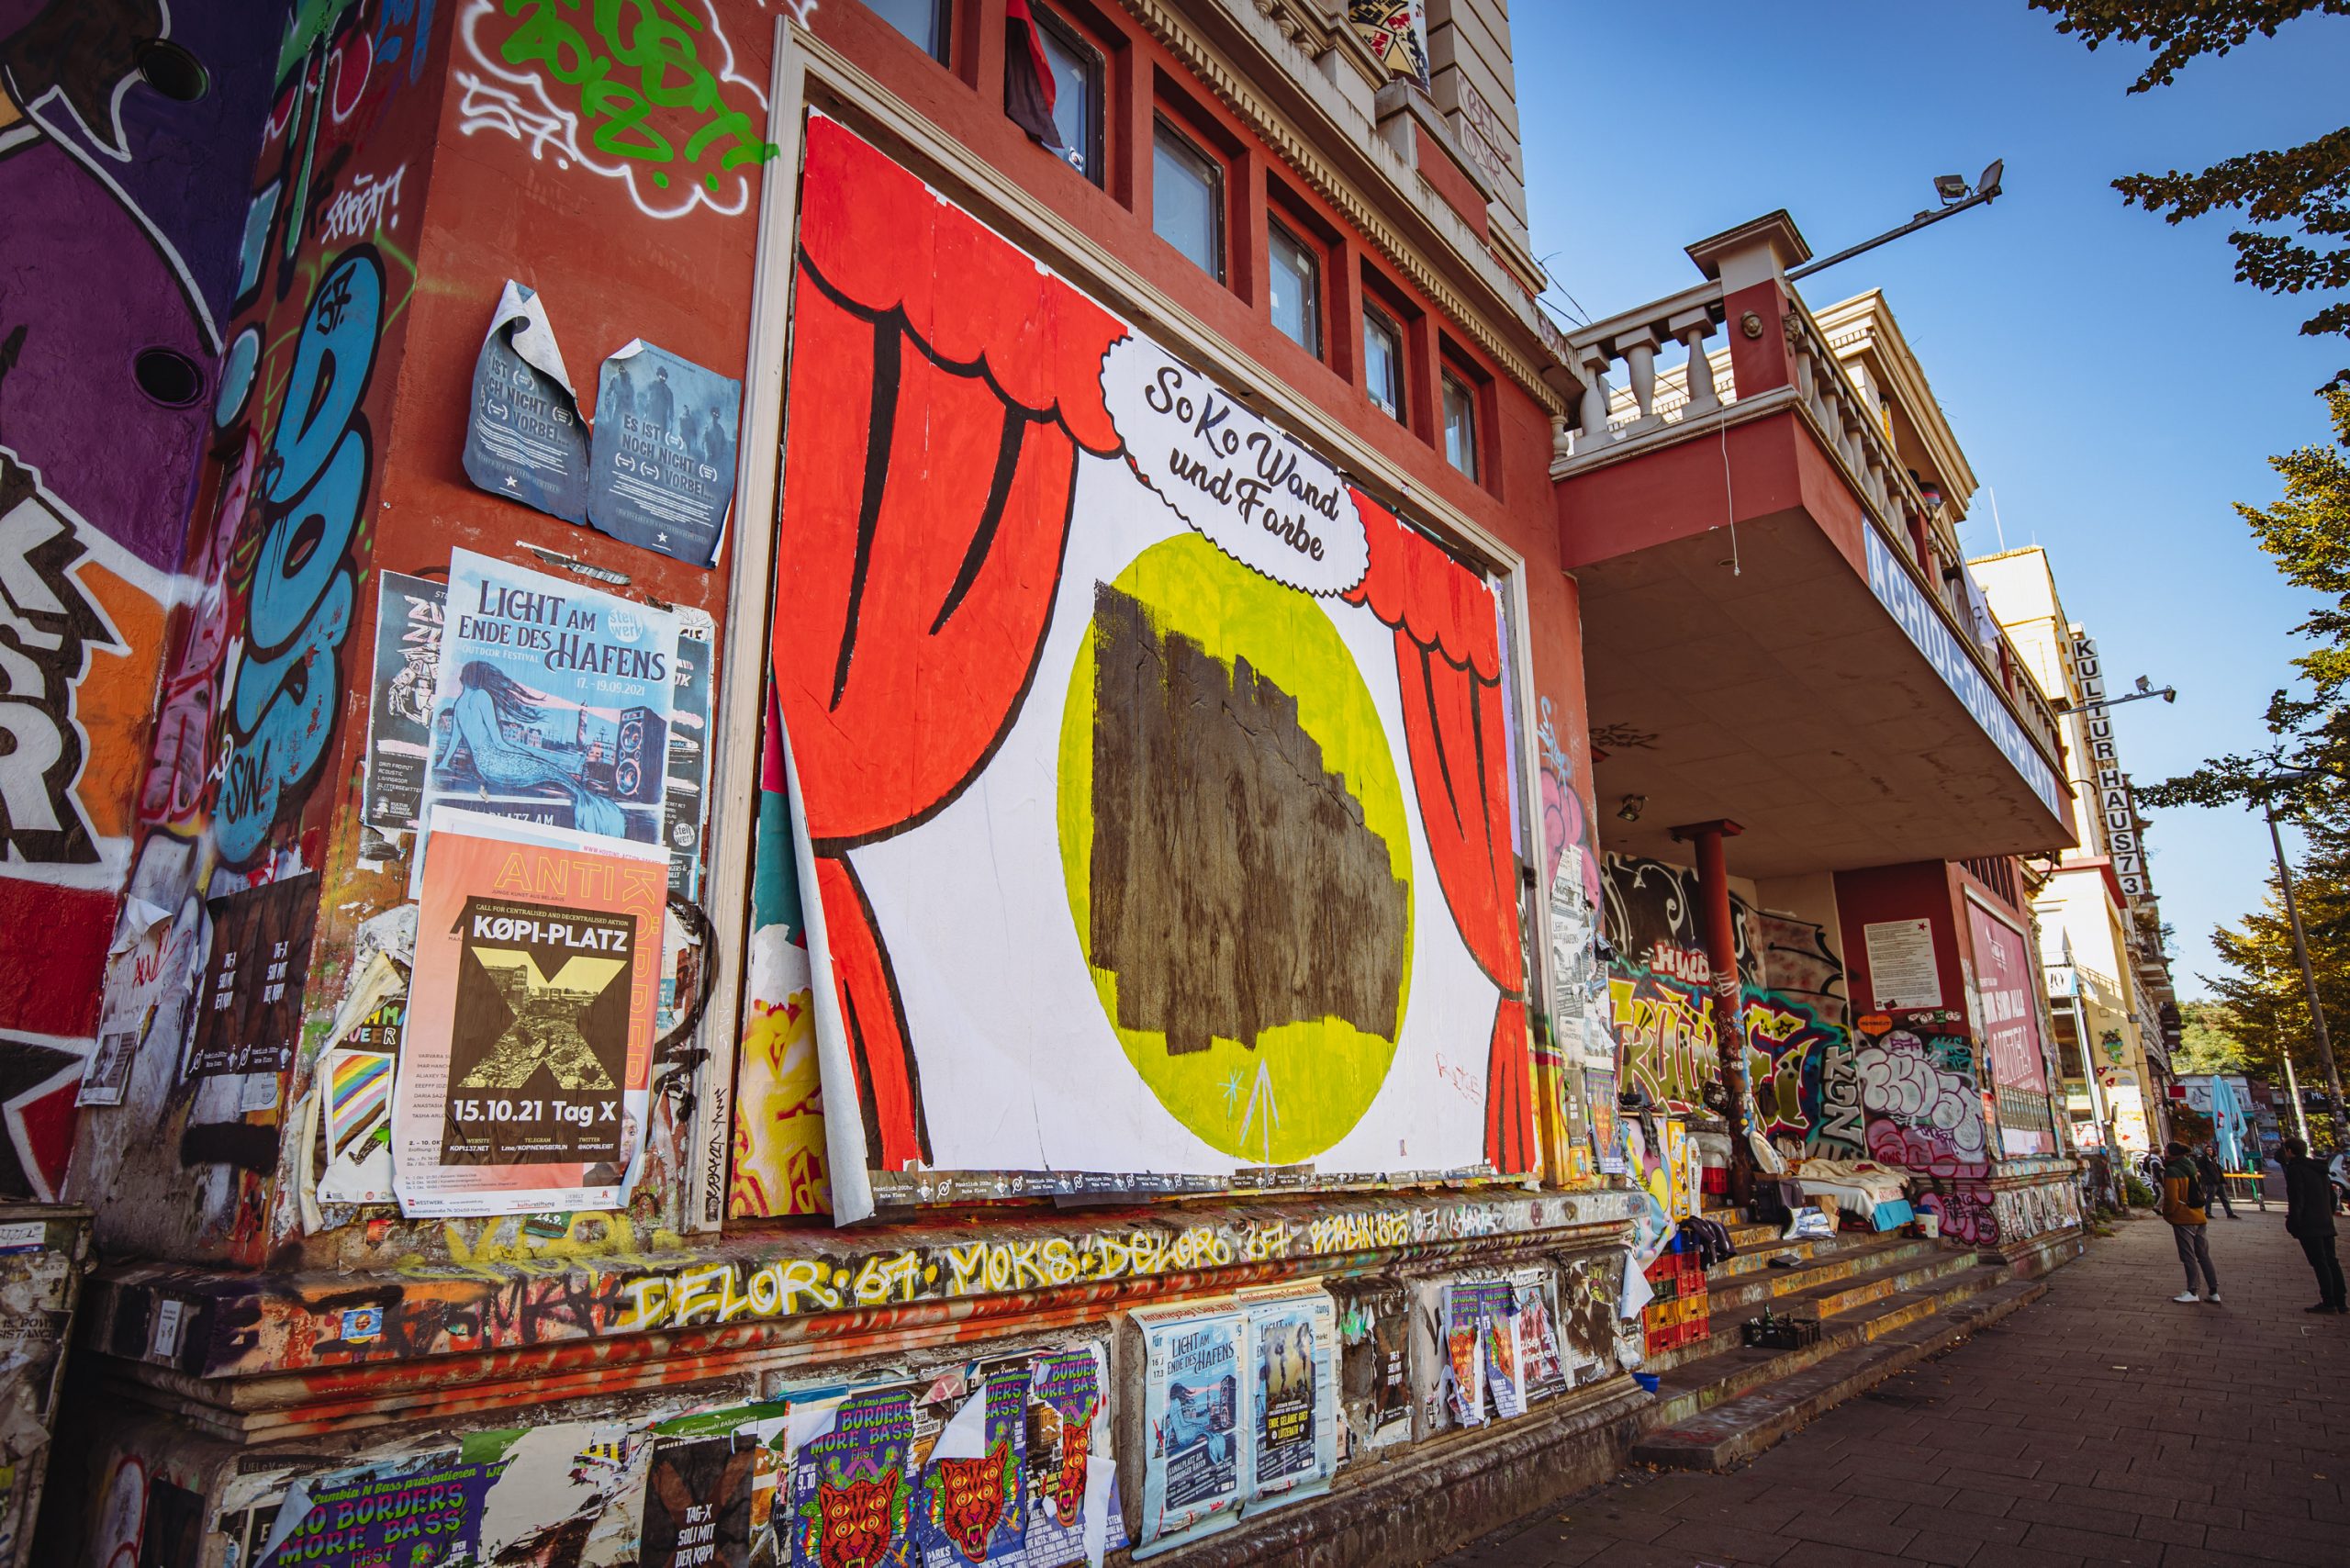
1641 1233 1710 1355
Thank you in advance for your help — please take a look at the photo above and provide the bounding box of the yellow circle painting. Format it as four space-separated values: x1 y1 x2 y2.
1057 532 1414 1165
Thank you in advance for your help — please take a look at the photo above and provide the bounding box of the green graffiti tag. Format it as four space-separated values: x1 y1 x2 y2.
497 0 778 194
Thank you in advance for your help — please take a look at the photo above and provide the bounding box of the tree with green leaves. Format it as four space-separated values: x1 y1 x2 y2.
2031 1 2350 384
2138 388 2350 1146
2138 387 2350 813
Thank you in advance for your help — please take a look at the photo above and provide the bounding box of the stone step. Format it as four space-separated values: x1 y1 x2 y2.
1641 1264 2013 1428
1628 1271 2048 1471
1646 1244 1984 1372
1698 1238 1960 1319
1703 1228 1908 1282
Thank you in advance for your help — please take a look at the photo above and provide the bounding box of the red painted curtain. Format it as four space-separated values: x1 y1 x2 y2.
774 119 1124 1170
1345 491 1535 1172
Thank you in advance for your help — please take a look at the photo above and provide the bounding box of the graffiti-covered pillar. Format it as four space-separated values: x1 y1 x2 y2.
1674 819 1751 1203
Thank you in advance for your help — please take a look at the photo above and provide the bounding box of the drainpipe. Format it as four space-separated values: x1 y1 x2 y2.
1674 820 1752 1204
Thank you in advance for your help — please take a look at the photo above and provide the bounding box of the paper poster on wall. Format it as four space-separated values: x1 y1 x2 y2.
79 898 172 1106
464 279 589 522
642 1432 757 1568
1440 1281 1493 1428
1863 918 1942 1011
392 807 666 1216
312 949 408 1208
1240 1288 1336 1508
1136 1306 1244 1555
412 550 681 893
255 1450 508 1568
1335 1284 1413 1459
1512 1268 1568 1403
588 341 742 566
362 570 447 836
1024 1346 1115 1567
1585 1066 1623 1173
779 116 1536 1223
665 609 717 899
185 872 319 1079
1966 901 2047 1096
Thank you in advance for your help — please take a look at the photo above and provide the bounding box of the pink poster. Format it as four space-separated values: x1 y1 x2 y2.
1967 902 2046 1094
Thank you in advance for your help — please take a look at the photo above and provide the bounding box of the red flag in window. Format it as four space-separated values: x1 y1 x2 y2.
1005 0 1061 148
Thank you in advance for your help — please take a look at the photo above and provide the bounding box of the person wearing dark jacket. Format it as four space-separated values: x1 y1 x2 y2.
2197 1145 2237 1218
2282 1137 2346 1314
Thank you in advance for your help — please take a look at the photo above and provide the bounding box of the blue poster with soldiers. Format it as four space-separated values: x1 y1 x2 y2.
411 550 681 892
464 281 589 522
588 340 743 566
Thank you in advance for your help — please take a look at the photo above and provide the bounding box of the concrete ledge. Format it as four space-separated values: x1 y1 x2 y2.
1153 1379 1656 1568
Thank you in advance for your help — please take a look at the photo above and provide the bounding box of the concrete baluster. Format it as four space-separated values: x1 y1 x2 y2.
1576 343 1615 453
1668 308 1720 418
1615 327 1663 433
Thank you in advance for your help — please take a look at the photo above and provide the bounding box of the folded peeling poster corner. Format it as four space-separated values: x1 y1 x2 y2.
588 340 742 567
464 280 590 523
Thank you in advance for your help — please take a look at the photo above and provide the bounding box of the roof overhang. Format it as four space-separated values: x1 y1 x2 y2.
1560 402 2076 879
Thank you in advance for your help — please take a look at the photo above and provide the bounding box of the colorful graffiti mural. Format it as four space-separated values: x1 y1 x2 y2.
1743 912 1862 1158
1603 855 1752 1113
0 0 322 1198
452 0 778 221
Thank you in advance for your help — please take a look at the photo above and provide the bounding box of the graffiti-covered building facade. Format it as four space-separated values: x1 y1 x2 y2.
6 3 2088 1565
1974 545 2183 1166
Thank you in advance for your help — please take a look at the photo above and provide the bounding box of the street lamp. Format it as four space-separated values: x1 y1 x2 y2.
2052 676 2177 715
2254 768 2350 1151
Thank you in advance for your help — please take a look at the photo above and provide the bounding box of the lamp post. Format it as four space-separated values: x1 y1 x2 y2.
2259 780 2349 1150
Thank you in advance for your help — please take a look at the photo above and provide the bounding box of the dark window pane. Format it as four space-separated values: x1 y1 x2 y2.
1365 308 1404 420
1269 223 1321 357
1036 18 1102 182
870 0 947 61
1443 371 1480 479
1153 123 1222 278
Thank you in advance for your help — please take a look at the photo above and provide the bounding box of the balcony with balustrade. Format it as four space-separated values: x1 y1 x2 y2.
1549 213 2075 877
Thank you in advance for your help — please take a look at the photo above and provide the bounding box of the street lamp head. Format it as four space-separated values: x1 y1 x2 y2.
1934 173 1969 202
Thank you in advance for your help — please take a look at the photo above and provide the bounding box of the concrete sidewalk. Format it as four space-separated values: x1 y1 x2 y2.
1437 1206 2350 1567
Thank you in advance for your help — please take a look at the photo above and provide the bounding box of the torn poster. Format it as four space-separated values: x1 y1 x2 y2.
255 1450 509 1568
79 896 172 1106
185 873 318 1080
411 549 681 893
393 806 666 1217
314 950 409 1208
464 279 589 522
363 570 447 837
664 608 716 900
588 340 742 566
642 1431 758 1568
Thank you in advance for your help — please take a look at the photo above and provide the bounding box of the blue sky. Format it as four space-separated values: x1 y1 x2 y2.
1516 3 2350 999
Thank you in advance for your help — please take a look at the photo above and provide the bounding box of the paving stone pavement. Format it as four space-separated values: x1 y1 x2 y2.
1434 1206 2350 1568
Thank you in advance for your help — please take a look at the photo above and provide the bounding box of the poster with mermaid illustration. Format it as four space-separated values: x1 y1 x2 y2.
411 550 681 894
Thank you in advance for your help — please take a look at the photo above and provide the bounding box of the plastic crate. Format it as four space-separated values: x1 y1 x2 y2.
1740 1315 1822 1351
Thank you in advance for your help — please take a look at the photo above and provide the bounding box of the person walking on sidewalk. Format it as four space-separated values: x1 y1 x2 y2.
2282 1137 2347 1314
2198 1143 2238 1218
2162 1140 2221 1304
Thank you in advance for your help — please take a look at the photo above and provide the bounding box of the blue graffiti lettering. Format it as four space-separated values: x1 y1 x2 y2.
217 249 383 864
